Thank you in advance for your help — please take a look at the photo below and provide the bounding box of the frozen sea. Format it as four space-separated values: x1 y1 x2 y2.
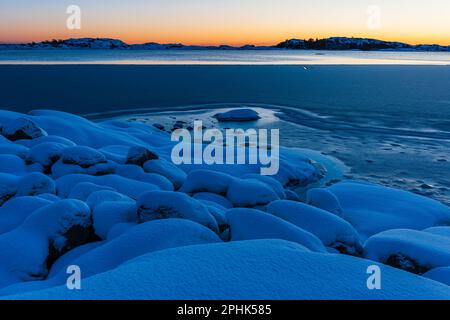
0 50 449 205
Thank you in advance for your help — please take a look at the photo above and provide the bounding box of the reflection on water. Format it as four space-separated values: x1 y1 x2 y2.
1 49 450 65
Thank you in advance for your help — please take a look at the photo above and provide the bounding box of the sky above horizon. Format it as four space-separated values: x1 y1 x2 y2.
1 0 450 46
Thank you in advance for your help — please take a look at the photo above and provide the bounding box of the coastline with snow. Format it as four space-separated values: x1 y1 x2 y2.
0 63 449 299
0 106 449 299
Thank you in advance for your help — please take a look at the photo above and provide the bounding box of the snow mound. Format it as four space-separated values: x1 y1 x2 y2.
423 226 450 239
143 159 186 189
0 219 221 296
193 192 233 209
226 208 326 252
137 191 219 234
267 200 362 255
56 174 159 199
365 229 450 274
423 267 450 286
306 188 343 217
93 201 137 239
16 172 56 197
85 190 133 210
0 154 27 174
7 240 450 300
226 178 279 207
327 181 450 238
0 196 52 235
115 165 173 191
0 200 92 288
68 182 115 201
1 118 47 141
214 109 261 122
180 169 233 195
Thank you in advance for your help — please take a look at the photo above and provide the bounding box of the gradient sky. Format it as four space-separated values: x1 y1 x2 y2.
1 0 449 45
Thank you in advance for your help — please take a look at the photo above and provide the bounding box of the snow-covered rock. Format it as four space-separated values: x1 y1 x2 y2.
93 201 137 239
125 146 159 166
137 191 219 234
85 190 134 210
1 118 47 141
60 146 107 168
115 164 173 191
267 200 362 255
56 174 160 199
143 159 186 189
0 200 92 288
16 172 56 197
180 169 233 195
326 181 450 238
68 182 115 201
0 196 52 235
226 208 326 252
365 229 450 274
306 188 343 217
25 142 66 173
214 109 261 122
226 178 279 207
193 192 233 209
0 220 221 296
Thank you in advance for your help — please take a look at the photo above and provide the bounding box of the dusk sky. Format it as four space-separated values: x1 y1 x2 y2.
1 0 449 45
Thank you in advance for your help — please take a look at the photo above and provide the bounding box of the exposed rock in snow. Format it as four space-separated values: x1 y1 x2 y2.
60 146 107 168
1 118 47 141
126 146 159 166
25 142 66 173
214 109 261 122
16 172 56 197
267 200 362 255
364 229 450 274
137 191 219 234
226 208 326 252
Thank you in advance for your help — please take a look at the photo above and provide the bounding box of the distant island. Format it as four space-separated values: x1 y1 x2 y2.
1 37 449 51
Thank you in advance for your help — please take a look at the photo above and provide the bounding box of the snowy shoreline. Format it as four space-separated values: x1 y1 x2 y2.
0 107 449 299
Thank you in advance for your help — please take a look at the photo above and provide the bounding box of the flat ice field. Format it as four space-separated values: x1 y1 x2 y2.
0 106 449 299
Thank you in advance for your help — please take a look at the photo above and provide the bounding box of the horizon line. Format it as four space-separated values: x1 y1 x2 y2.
1 36 450 47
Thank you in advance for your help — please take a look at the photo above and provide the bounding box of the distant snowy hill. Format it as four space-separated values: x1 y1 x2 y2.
0 37 449 51
276 37 450 51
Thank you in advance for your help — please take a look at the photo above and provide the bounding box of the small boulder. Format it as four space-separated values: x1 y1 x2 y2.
1 118 47 141
125 146 159 166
